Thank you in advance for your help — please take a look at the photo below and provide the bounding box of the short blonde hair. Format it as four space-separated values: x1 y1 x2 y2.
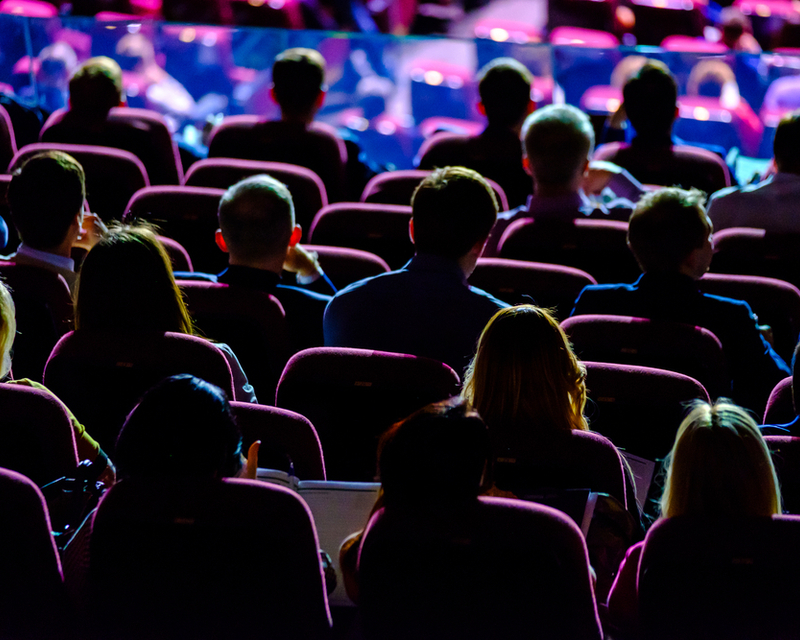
0 282 16 379
462 305 587 459
661 401 781 518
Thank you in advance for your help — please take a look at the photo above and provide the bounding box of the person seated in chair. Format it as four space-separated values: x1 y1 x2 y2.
208 48 346 201
4 150 105 291
483 104 644 256
324 166 509 374
597 61 729 195
417 58 536 209
570 187 788 413
40 56 180 185
182 174 334 351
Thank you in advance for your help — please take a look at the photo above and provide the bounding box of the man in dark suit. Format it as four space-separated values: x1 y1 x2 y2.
571 187 789 413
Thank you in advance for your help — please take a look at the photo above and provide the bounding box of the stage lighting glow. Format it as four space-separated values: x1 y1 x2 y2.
347 116 369 131
606 98 621 112
377 120 397 135
446 76 463 89
410 68 425 82
249 0 265 5
179 27 196 42
105 24 116 29
127 23 141 33
490 27 509 41
693 106 710 120
269 0 286 8
202 32 217 46
424 70 444 85
756 3 771 15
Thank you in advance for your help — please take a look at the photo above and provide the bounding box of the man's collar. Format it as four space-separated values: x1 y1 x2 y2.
16 244 75 272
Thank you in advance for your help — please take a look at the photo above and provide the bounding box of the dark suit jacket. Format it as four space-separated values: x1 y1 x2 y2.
571 272 790 413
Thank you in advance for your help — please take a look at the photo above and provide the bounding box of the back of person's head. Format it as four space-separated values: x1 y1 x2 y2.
523 104 594 189
69 56 123 119
623 61 678 138
75 223 193 334
411 167 498 260
116 374 243 480
627 187 709 273
774 111 800 174
661 400 781 517
7 151 85 251
0 282 15 379
271 48 326 116
378 398 490 509
462 305 588 453
477 58 533 129
217 175 295 262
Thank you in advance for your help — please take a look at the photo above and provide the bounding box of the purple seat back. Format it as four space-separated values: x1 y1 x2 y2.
43 330 234 455
302 244 390 290
358 497 602 640
361 169 509 211
308 202 413 270
562 314 729 399
584 361 709 460
0 262 73 382
124 186 226 274
764 377 794 424
184 158 326 235
766 436 800 514
699 272 800 363
0 467 68 639
41 106 183 185
639 515 800 640
158 235 193 272
90 477 332 640
10 143 149 220
178 280 290 403
276 347 460 481
498 217 640 284
0 384 79 486
470 257 597 320
230 402 325 479
709 227 800 294
0 104 16 174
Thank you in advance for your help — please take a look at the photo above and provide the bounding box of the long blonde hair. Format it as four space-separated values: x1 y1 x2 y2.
0 282 15 379
462 306 587 457
661 401 781 518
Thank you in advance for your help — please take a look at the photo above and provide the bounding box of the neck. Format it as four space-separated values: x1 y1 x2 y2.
280 111 314 126
534 182 579 198
228 255 283 274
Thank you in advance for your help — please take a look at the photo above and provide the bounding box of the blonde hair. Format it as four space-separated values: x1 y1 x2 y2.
661 401 781 518
0 282 15 379
462 306 587 457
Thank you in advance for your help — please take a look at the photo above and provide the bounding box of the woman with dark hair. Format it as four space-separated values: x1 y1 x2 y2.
74 223 256 402
115 374 258 480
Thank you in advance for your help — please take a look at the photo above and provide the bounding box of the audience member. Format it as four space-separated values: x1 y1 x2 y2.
606 401 781 633
571 187 789 413
708 110 800 232
182 175 334 350
323 166 509 374
115 374 258 480
0 279 114 483
75 223 257 402
417 58 535 208
208 48 347 201
4 151 105 291
41 56 181 185
597 62 729 194
484 104 644 255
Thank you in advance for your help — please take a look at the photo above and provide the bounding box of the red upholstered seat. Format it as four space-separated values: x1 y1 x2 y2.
763 376 794 425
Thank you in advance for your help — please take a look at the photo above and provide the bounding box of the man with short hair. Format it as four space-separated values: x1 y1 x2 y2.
708 110 800 231
597 62 729 194
212 174 334 349
5 150 104 290
570 187 789 412
483 104 643 255
324 166 509 374
417 58 535 208
40 56 180 185
208 48 346 201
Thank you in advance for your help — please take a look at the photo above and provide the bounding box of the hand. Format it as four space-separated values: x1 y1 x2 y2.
582 161 623 195
606 103 627 130
74 213 107 251
283 244 323 280
240 440 260 480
